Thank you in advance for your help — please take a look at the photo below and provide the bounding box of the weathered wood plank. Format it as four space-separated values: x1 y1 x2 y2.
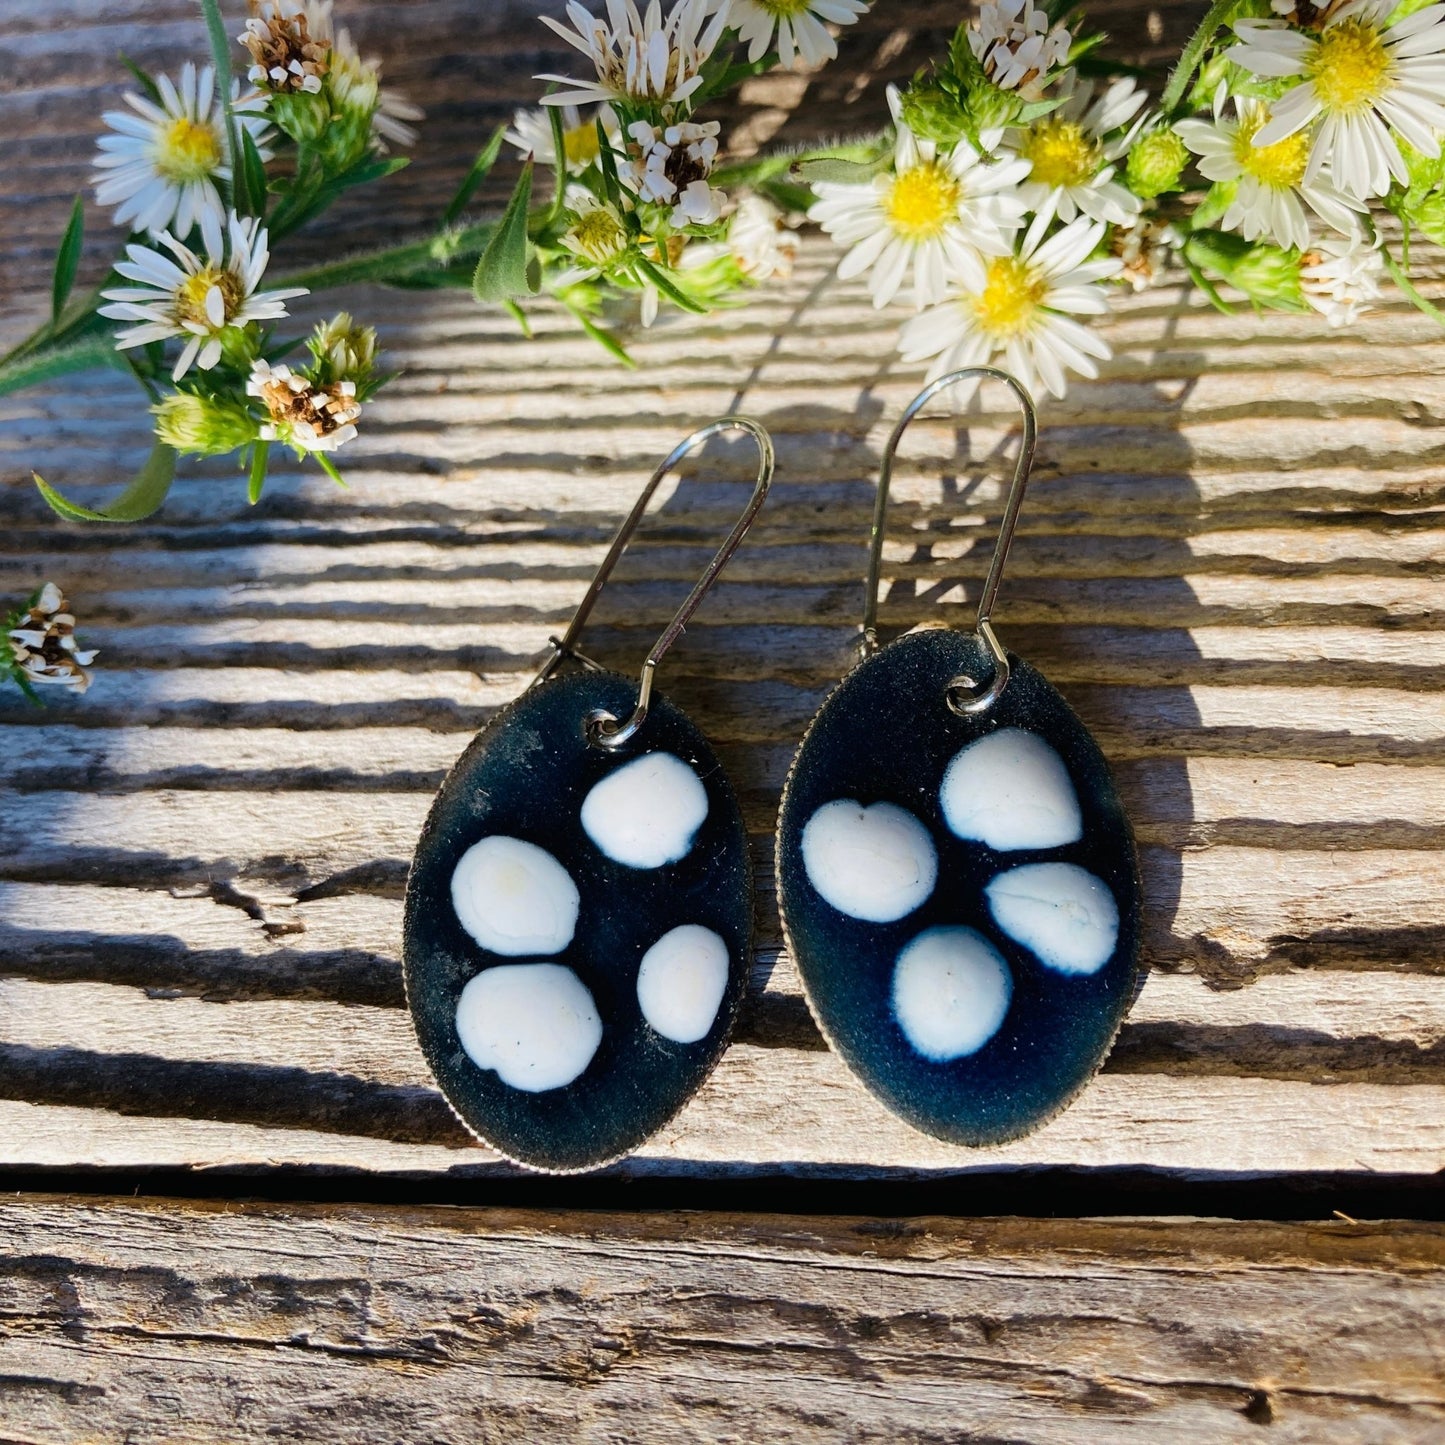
0 1197 1441 1444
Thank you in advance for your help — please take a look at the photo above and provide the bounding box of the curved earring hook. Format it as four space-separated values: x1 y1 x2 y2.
860 365 1037 715
533 416 775 750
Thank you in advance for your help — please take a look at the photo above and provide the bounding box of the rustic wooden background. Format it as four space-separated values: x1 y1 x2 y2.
1 0 1443 1439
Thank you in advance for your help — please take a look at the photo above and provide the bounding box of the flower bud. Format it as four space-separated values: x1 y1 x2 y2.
269 89 331 145
307 312 378 387
1185 230 1305 309
1127 128 1189 199
152 392 260 457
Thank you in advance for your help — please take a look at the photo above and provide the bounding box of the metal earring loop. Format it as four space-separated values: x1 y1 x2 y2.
533 416 775 750
860 366 1038 715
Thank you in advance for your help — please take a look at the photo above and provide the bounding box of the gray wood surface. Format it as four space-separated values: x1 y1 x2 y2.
1 4 1443 1187
0 1195 1441 1443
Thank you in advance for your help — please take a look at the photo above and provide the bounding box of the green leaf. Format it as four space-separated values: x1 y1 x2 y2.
247 440 271 504
0 332 121 400
548 103 568 221
1379 245 1445 331
238 126 270 219
443 124 508 225
51 196 85 325
197 0 248 212
119 54 164 105
472 161 534 303
595 119 626 210
797 155 893 184
633 256 708 315
574 312 635 367
1406 191 1445 248
33 442 177 523
314 451 349 488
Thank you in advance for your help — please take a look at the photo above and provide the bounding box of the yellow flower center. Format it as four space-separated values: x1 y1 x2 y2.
562 120 601 168
1307 17 1393 114
755 0 812 13
1020 119 1102 190
156 116 223 182
570 208 627 265
884 163 962 241
1235 110 1309 188
174 267 241 328
971 255 1046 339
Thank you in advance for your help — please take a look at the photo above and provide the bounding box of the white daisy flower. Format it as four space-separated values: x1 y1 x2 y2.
98 210 307 381
898 214 1122 401
1176 87 1364 250
808 85 1030 310
968 0 1072 96
618 119 725 225
1013 76 1148 227
8 584 97 695
505 102 620 173
1227 2 1445 201
536 0 732 108
727 194 799 279
723 0 869 70
91 62 272 238
1301 228 1384 325
247 359 362 453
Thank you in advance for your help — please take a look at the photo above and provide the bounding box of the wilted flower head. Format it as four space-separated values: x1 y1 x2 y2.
619 118 724 226
239 0 331 94
247 358 362 453
7 584 97 695
1111 213 1182 292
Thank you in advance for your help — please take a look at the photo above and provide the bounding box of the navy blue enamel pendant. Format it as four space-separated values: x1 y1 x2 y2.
405 419 773 1173
777 370 1141 1146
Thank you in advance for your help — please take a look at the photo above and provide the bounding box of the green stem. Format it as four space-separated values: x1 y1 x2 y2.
1159 0 1240 116
1380 245 1445 329
278 221 497 291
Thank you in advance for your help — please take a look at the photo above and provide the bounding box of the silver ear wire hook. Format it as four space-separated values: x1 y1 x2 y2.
861 365 1038 716
533 416 775 750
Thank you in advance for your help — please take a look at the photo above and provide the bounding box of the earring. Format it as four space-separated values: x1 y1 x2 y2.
776 368 1140 1146
405 418 774 1173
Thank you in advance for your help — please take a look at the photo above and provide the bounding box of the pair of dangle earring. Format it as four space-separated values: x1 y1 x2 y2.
403 370 1140 1172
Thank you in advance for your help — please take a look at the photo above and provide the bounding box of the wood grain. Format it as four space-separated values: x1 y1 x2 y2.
0 1196 1440 1443
1 0 1444 1190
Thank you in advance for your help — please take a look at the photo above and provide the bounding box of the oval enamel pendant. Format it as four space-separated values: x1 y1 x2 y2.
405 670 753 1171
776 367 1141 1146
404 417 773 1173
778 626 1140 1145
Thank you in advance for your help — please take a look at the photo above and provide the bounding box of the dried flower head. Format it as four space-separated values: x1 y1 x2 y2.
240 0 331 94
247 358 362 453
7 584 97 695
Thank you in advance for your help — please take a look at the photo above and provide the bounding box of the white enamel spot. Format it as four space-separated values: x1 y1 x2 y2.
581 751 710 869
455 963 603 1092
636 924 731 1043
800 799 938 923
450 836 579 957
891 927 1013 1061
939 728 1083 852
986 862 1119 976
